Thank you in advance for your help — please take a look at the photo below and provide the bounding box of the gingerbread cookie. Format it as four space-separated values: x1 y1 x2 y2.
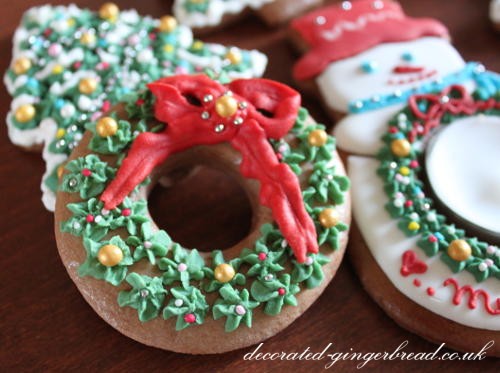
4 3 267 211
291 0 500 355
173 0 324 34
54 75 351 354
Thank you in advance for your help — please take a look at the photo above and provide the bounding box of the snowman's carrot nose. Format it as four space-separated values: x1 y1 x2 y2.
393 66 425 74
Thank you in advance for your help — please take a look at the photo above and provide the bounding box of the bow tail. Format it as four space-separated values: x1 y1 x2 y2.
101 132 174 210
231 120 318 263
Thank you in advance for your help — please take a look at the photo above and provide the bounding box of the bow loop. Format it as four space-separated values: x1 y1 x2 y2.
229 78 301 139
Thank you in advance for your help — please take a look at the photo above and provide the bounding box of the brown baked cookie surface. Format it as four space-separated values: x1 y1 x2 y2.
54 75 351 354
173 0 324 35
289 0 500 355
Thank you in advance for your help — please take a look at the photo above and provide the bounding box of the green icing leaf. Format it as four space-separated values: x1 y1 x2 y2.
60 154 116 199
212 284 259 332
203 250 244 292
118 273 167 322
250 274 299 315
163 286 209 330
78 235 133 285
291 253 330 289
158 244 205 287
87 117 133 154
127 222 171 265
61 198 112 240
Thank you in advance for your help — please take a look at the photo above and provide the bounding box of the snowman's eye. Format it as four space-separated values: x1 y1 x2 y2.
401 51 415 62
360 60 379 74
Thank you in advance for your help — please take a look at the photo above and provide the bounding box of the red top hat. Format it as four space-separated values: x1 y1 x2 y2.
291 0 449 80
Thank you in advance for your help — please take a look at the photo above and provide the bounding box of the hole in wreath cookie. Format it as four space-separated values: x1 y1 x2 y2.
424 115 500 244
148 166 253 252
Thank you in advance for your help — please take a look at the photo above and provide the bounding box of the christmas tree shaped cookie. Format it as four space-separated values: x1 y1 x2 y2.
4 3 267 210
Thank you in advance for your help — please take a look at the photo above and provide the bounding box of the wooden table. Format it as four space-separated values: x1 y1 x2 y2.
1 0 498 371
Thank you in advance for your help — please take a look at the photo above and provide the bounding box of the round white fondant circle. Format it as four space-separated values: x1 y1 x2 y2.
426 115 500 234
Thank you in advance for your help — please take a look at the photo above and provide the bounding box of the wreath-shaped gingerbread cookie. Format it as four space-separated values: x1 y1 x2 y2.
55 75 350 354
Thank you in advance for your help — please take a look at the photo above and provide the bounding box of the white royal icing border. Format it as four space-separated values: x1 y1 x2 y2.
349 155 500 330
173 0 274 28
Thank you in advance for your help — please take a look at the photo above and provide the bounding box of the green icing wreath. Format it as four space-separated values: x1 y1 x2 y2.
377 85 500 283
59 90 350 332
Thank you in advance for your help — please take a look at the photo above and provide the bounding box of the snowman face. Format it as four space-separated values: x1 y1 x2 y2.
317 37 465 112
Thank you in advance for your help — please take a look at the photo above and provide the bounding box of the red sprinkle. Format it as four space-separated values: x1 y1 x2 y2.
258 252 267 261
409 160 419 168
81 168 92 177
86 214 94 223
428 235 438 243
136 98 145 106
121 208 131 217
102 100 111 112
404 200 413 208
101 62 110 70
43 28 52 37
388 127 398 134
413 279 421 287
278 288 286 296
149 32 157 40
427 287 435 296
184 313 196 323
73 61 82 69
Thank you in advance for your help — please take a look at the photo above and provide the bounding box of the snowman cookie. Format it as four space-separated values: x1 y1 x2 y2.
291 0 500 355
4 3 267 211
173 0 324 34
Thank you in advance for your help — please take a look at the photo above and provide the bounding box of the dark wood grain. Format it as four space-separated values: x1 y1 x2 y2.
0 0 498 371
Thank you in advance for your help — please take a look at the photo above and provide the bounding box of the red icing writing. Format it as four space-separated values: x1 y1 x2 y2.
291 0 448 80
443 278 500 316
407 85 500 142
100 75 318 263
400 250 428 276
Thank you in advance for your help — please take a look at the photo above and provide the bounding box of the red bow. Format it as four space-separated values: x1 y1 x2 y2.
407 85 499 142
100 75 318 263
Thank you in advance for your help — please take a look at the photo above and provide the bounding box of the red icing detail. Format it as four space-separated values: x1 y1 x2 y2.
86 214 94 223
428 235 438 243
291 0 448 80
427 287 435 296
392 66 425 74
121 208 131 217
409 160 419 168
278 288 286 296
184 313 196 323
400 250 428 277
81 168 92 177
407 85 500 142
413 278 421 287
102 100 111 112
404 200 413 208
444 278 500 316
258 252 267 261
100 75 317 263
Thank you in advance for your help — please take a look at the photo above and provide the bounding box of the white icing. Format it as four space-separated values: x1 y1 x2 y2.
173 0 274 28
317 37 465 113
334 104 404 155
491 0 500 23
348 156 500 330
426 115 500 233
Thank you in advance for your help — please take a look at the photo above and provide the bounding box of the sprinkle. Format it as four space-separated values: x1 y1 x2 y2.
235 305 246 315
177 263 187 272
174 299 183 307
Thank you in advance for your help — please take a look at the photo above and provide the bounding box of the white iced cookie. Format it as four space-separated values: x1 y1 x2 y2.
490 0 500 25
173 0 274 28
